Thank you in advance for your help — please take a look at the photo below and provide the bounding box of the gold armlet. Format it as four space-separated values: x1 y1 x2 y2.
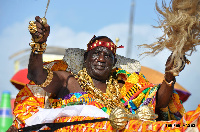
29 41 47 54
37 69 53 88
163 78 176 87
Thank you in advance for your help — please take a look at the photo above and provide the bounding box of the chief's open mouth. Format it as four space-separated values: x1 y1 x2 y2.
95 65 105 70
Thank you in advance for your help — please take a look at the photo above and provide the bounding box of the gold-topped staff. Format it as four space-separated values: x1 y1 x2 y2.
28 0 51 54
41 0 50 25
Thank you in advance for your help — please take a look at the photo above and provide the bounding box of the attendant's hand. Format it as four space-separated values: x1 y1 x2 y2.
28 16 50 43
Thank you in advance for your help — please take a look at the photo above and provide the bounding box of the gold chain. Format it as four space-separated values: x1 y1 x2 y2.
77 68 130 114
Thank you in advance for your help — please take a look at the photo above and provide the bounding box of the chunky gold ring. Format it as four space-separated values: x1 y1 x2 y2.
28 21 37 34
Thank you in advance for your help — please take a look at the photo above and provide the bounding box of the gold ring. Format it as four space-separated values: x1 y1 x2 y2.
28 21 37 34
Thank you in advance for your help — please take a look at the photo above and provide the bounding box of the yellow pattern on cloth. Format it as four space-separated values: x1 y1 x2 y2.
13 60 68 129
113 68 185 121
49 93 95 108
131 92 146 108
13 82 46 128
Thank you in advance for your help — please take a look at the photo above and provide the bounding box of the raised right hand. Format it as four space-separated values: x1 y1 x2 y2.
28 16 50 43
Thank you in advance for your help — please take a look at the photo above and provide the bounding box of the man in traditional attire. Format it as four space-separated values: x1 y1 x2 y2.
7 0 200 130
8 14 200 131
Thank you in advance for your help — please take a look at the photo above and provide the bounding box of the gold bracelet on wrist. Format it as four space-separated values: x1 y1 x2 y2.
29 41 47 54
163 78 176 87
37 69 53 88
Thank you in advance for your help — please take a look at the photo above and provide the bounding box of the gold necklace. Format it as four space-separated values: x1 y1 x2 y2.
76 68 129 114
76 68 157 130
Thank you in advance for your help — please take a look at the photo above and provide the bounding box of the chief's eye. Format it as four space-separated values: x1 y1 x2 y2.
93 51 100 55
92 51 100 57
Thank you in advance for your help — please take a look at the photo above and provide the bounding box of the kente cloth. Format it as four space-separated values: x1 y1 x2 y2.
12 60 200 131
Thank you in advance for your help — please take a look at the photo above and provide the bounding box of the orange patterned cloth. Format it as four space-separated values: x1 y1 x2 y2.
13 60 68 129
13 79 200 131
12 60 200 131
44 106 200 131
13 82 47 128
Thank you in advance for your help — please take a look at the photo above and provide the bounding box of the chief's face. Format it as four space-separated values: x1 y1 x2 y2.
85 46 115 82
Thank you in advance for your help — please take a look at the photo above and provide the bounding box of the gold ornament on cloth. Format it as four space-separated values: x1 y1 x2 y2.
136 105 158 121
139 0 200 76
109 107 139 130
109 105 158 130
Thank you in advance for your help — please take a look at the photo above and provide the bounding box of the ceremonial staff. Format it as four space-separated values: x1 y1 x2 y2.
28 0 51 54
41 0 50 25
